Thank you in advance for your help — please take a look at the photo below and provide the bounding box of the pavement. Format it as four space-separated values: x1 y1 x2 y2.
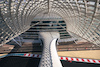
61 60 100 67
0 56 100 67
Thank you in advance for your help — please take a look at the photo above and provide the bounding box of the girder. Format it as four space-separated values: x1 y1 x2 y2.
0 0 100 46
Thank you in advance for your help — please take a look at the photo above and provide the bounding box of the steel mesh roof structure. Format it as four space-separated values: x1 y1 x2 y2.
0 0 100 46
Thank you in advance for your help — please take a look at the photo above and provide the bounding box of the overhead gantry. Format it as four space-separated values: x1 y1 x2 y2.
0 0 100 46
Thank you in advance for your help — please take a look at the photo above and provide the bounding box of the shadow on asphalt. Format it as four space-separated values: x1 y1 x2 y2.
61 60 100 67
0 56 100 67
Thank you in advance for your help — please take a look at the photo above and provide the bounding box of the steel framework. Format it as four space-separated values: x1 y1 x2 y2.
0 0 100 46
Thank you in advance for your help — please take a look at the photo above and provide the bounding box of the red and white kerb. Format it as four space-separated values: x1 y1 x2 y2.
59 56 100 64
24 54 41 58
24 53 100 64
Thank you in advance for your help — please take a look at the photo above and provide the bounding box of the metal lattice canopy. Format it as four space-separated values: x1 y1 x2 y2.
0 0 100 46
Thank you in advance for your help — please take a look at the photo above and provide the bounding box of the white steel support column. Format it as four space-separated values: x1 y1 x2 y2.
39 32 62 67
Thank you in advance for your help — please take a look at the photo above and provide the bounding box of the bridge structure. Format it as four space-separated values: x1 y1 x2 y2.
0 0 100 67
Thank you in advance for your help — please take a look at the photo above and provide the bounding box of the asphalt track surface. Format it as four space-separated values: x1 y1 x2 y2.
0 56 100 67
